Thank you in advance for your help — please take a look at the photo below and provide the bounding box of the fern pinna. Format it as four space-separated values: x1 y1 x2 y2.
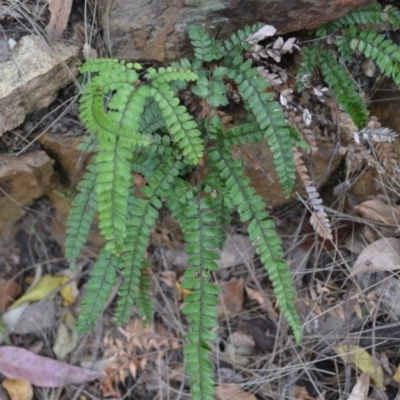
67 23 303 399
298 3 400 130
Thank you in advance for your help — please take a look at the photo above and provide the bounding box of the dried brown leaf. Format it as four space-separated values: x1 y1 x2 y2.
217 279 244 318
46 0 73 40
352 238 400 274
0 280 21 313
247 25 276 43
355 199 400 225
309 211 334 242
374 141 397 176
293 148 312 187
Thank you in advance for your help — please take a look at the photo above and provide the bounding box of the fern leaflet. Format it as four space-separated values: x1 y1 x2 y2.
317 48 368 129
346 28 400 88
168 187 220 400
76 249 118 334
115 155 184 323
210 146 302 344
227 56 296 197
65 163 98 269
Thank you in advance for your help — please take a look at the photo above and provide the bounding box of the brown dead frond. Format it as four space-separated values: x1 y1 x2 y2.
286 110 319 155
374 141 397 177
293 147 333 241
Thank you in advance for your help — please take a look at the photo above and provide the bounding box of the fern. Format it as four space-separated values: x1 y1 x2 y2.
189 24 223 62
315 3 386 38
65 163 97 269
227 56 296 196
95 137 132 254
136 262 153 324
76 249 118 334
346 28 400 88
316 3 400 38
115 155 184 324
209 145 302 343
68 22 311 400
296 46 318 91
317 48 368 128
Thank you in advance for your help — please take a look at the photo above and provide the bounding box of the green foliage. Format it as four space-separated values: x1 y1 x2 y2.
68 22 308 400
65 164 97 269
298 3 400 131
66 5 400 395
317 48 368 128
346 28 400 87
76 249 118 334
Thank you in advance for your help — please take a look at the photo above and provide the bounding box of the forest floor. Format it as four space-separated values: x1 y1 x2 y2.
1 1 400 400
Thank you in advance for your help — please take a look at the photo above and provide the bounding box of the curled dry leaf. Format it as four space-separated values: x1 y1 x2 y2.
0 346 102 387
2 378 33 400
352 238 400 274
355 198 400 225
217 279 244 318
247 24 276 43
9 275 65 309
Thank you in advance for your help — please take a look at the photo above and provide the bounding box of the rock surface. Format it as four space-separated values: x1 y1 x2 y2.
0 151 54 238
0 35 80 136
98 0 374 62
234 141 343 207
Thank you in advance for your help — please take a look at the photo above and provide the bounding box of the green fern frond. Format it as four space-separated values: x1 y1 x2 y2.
115 157 184 323
96 137 132 255
222 121 264 145
317 48 368 128
79 61 151 150
139 100 166 136
76 134 97 153
189 25 224 62
146 66 198 87
168 189 220 400
387 6 400 28
65 163 98 269
315 4 385 37
210 146 302 344
150 84 204 164
76 249 118 334
346 28 400 88
296 46 318 91
137 263 153 325
227 56 296 197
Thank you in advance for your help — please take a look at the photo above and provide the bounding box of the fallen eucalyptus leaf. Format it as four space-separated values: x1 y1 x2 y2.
0 346 102 387
335 344 384 389
9 275 65 309
352 238 400 274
